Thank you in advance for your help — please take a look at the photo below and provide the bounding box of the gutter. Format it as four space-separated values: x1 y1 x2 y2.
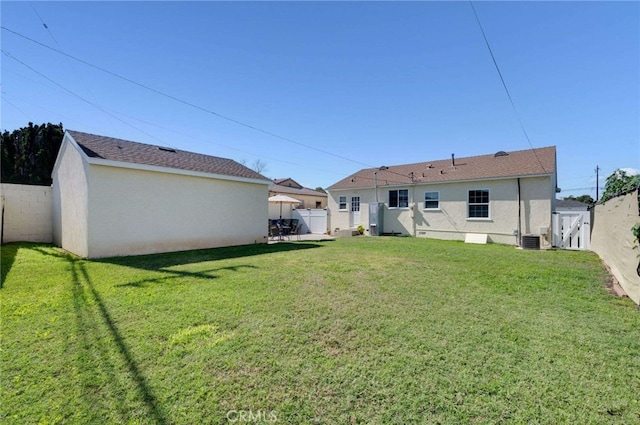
329 173 555 192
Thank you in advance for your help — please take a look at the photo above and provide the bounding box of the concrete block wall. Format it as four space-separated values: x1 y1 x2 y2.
1 183 53 243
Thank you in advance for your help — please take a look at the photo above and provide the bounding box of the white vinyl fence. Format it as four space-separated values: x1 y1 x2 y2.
552 211 591 250
293 209 328 234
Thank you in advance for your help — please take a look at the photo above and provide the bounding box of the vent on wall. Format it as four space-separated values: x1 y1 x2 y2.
521 235 540 250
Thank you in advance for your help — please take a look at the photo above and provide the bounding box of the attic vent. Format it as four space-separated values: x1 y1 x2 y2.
495 151 509 157
158 146 176 153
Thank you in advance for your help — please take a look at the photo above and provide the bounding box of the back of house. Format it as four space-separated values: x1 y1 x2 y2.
327 146 557 247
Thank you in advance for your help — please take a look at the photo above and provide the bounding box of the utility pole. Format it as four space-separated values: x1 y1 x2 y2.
595 165 600 201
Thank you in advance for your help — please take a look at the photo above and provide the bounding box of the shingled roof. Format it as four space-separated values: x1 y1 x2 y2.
269 182 328 198
67 130 268 181
328 146 556 190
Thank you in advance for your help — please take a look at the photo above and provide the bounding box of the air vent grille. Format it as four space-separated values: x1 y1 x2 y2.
521 235 540 250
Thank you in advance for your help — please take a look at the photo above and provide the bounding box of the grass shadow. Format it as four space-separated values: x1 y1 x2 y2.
113 264 259 288
0 243 20 289
97 242 324 272
68 256 168 424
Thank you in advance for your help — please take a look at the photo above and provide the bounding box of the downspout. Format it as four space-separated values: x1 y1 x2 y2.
517 178 522 247
410 172 417 237
411 182 417 237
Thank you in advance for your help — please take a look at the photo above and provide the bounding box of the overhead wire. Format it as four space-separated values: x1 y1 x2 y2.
2 96 34 121
1 50 354 180
30 3 60 48
2 91 88 128
1 49 179 149
1 26 377 169
100 105 350 177
2 26 478 185
468 1 548 174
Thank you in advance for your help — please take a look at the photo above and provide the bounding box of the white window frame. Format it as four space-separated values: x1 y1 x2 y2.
423 191 440 210
351 196 360 212
389 189 409 209
338 196 347 211
467 189 490 220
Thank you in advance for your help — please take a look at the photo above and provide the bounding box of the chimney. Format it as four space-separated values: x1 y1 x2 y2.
451 153 455 167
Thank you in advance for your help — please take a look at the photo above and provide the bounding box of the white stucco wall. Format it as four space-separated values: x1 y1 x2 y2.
0 183 52 243
86 164 268 258
328 176 553 245
52 138 90 256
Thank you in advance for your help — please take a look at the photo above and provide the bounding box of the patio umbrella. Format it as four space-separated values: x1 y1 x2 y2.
268 194 301 220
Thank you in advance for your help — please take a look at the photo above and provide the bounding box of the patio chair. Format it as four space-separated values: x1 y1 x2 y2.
290 223 302 241
269 223 281 240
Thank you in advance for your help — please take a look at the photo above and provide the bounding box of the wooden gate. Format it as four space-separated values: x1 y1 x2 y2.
552 211 590 250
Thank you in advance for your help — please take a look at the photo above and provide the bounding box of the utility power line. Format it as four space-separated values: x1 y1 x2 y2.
1 26 376 169
30 4 60 48
468 1 547 174
2 49 177 149
2 51 355 181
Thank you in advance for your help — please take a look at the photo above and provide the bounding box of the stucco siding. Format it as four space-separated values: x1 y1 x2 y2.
328 176 553 245
415 180 520 244
327 188 373 233
590 190 640 304
519 176 553 247
52 139 90 256
86 164 268 258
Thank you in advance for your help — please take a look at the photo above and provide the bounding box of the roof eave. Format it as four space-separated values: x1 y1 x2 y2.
327 172 555 191
87 156 271 185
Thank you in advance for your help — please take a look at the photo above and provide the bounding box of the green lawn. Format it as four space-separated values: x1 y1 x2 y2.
1 238 639 424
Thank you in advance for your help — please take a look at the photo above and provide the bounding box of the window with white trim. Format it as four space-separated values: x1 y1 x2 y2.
424 191 439 210
339 196 347 210
389 189 409 208
468 189 490 218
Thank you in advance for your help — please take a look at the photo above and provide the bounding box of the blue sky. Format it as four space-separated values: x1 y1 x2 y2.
1 1 638 198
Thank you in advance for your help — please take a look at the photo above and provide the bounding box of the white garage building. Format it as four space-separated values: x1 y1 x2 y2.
52 130 270 258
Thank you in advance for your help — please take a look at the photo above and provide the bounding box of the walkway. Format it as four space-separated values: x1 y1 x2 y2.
268 233 335 244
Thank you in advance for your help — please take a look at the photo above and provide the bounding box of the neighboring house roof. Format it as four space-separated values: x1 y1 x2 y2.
67 130 268 182
556 199 590 210
327 146 556 190
272 178 303 189
269 178 327 198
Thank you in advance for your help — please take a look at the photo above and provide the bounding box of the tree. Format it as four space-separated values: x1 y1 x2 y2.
315 187 326 193
599 169 640 203
238 158 268 175
564 194 595 205
250 159 268 175
1 122 64 185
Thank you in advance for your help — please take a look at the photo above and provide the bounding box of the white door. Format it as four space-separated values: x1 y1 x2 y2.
350 197 361 227
552 211 590 250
